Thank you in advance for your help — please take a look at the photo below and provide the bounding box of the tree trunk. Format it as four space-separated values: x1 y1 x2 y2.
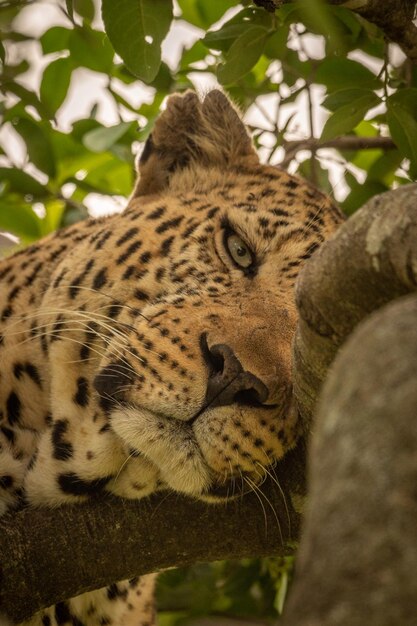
283 294 417 626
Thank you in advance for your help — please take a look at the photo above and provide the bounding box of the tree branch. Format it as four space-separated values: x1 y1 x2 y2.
280 136 396 169
293 183 417 429
0 444 306 623
284 135 395 153
283 294 417 625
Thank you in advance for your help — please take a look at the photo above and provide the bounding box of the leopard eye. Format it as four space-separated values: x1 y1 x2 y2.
225 233 254 269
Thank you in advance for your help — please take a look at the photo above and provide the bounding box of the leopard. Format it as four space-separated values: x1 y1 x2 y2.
0 90 343 626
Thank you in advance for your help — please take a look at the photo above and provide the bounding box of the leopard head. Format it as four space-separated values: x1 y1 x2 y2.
59 91 342 500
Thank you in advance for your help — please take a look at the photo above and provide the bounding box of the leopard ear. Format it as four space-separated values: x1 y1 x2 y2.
132 90 259 198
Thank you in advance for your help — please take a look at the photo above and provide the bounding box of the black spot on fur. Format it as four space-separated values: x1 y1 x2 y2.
6 391 21 425
156 216 184 234
92 268 107 290
55 602 71 625
1 305 13 321
58 473 112 496
25 363 42 387
161 235 174 254
140 251 151 264
134 289 148 301
116 227 139 246
52 420 74 461
107 582 128 600
0 475 13 489
74 377 89 407
116 240 142 265
1 426 15 444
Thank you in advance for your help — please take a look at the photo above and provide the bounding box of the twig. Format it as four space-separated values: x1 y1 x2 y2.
280 135 396 168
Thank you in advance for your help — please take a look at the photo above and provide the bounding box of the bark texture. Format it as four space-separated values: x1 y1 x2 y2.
293 183 417 430
283 294 417 625
0 444 306 622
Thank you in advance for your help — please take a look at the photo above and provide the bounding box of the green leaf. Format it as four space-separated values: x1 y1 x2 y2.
14 118 56 178
2 60 29 80
4 82 51 120
368 150 402 186
73 0 95 21
282 49 312 83
203 7 273 51
40 26 71 54
0 202 42 242
40 57 73 116
322 88 376 112
203 23 249 52
0 40 5 64
179 40 208 70
0 168 49 198
83 121 134 152
41 198 66 236
102 0 173 83
61 202 89 228
218 26 269 85
78 159 133 195
151 61 174 92
321 92 380 141
68 26 114 73
315 58 381 92
387 89 417 174
297 159 332 195
264 25 290 59
342 176 387 215
177 0 236 29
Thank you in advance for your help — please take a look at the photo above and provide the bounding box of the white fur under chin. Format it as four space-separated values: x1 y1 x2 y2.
111 406 211 496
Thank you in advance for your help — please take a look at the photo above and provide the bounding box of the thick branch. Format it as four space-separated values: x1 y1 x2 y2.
293 183 417 429
283 295 417 625
0 443 306 623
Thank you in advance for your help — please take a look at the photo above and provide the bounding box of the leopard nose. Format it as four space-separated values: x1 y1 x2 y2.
200 337 269 408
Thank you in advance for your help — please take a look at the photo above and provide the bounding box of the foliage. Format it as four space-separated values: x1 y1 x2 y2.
0 0 415 619
156 557 295 625
0 0 416 246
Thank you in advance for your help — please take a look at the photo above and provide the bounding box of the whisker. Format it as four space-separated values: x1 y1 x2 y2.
37 281 152 323
113 449 137 485
256 460 291 539
244 476 268 534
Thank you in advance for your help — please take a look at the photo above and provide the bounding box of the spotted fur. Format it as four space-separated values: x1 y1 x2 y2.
0 91 343 625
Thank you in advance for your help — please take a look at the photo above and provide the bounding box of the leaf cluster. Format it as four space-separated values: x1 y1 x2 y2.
1 0 416 245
